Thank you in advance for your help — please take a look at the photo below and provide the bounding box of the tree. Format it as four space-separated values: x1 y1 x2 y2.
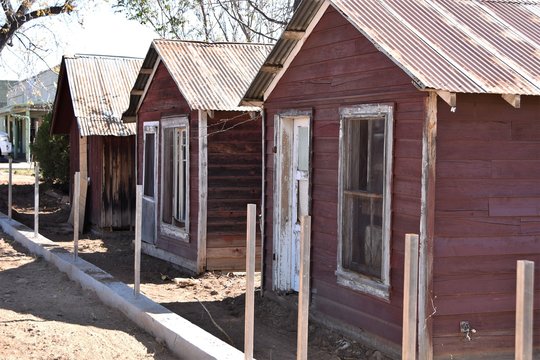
0 1 75 53
30 112 70 188
114 0 293 43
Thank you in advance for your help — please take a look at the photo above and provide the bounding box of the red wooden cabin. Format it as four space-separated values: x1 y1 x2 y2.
52 55 142 231
123 40 271 273
242 0 540 358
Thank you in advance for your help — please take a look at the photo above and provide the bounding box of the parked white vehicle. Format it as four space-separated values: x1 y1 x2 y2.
0 131 12 158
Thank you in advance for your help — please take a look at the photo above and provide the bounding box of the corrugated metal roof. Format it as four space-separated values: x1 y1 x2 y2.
123 40 272 120
243 0 540 102
63 55 142 136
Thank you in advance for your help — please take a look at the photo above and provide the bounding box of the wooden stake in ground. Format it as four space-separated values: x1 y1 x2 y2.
297 215 311 360
134 185 142 296
34 162 39 238
244 204 256 360
73 172 80 260
7 156 12 219
402 233 419 360
515 260 534 360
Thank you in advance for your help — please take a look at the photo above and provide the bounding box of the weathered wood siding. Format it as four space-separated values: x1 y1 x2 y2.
433 94 540 357
137 62 199 263
101 135 135 229
206 112 262 270
263 6 425 346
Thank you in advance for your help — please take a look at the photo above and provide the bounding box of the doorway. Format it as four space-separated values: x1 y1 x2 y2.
273 115 311 292
142 122 158 244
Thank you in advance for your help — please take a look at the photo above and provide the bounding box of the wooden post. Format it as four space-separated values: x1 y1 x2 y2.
297 215 311 360
73 172 80 260
8 156 12 219
134 185 143 296
515 260 534 360
418 91 438 360
402 234 420 360
244 203 256 360
34 162 39 237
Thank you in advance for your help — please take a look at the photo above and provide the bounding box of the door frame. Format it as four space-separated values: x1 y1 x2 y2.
272 109 312 292
142 121 159 244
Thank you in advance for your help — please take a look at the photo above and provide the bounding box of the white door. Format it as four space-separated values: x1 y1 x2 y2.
142 123 158 244
274 116 310 292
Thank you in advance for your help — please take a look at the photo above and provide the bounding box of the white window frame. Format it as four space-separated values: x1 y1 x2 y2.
336 103 394 301
160 116 190 241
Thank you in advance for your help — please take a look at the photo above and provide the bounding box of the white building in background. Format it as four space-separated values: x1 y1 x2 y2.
0 68 58 161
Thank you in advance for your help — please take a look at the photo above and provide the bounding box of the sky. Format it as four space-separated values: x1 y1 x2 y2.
0 1 158 80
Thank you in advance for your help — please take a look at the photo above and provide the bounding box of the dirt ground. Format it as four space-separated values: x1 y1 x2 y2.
0 233 176 360
0 171 390 360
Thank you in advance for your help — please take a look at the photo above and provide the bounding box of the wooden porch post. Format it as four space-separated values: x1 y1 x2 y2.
418 91 437 360
515 260 534 360
134 185 143 296
403 233 419 360
245 203 256 359
34 162 39 237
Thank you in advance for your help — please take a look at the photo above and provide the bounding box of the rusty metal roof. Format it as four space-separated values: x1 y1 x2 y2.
243 0 540 103
123 40 272 120
60 55 142 136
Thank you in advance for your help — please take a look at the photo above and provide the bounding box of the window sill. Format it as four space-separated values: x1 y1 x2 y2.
160 223 190 243
335 268 390 302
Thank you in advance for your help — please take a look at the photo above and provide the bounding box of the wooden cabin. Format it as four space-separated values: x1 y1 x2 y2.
51 54 142 231
123 40 271 273
241 0 540 358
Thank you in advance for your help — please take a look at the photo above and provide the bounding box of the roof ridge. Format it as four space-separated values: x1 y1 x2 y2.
66 53 144 60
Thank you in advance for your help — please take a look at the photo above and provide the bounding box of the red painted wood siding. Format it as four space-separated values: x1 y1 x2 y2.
138 62 198 262
206 112 262 271
433 94 540 357
264 6 425 347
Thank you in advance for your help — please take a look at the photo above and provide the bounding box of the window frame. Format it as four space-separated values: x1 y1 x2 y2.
160 116 190 242
336 103 394 301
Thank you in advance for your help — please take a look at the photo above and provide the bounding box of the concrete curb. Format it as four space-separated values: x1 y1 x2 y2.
0 213 244 360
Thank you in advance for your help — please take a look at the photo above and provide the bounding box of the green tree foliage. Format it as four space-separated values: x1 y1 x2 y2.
30 112 69 187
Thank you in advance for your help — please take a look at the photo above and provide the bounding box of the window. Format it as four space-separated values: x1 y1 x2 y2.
337 104 393 300
143 124 157 198
161 117 189 239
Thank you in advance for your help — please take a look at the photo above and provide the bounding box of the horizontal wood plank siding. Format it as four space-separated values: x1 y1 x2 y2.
433 94 540 356
138 62 198 263
206 112 262 271
263 6 425 347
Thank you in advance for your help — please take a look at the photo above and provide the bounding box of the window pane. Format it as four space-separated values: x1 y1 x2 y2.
143 133 155 197
173 128 187 226
347 120 368 191
342 116 386 281
368 119 385 194
342 195 383 278
162 128 174 225
297 126 309 172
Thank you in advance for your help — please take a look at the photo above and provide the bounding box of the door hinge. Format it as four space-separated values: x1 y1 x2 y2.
273 253 276 261
272 146 277 153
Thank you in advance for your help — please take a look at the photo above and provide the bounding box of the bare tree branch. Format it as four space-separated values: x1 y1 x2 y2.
244 0 286 26
215 0 277 42
0 1 75 53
